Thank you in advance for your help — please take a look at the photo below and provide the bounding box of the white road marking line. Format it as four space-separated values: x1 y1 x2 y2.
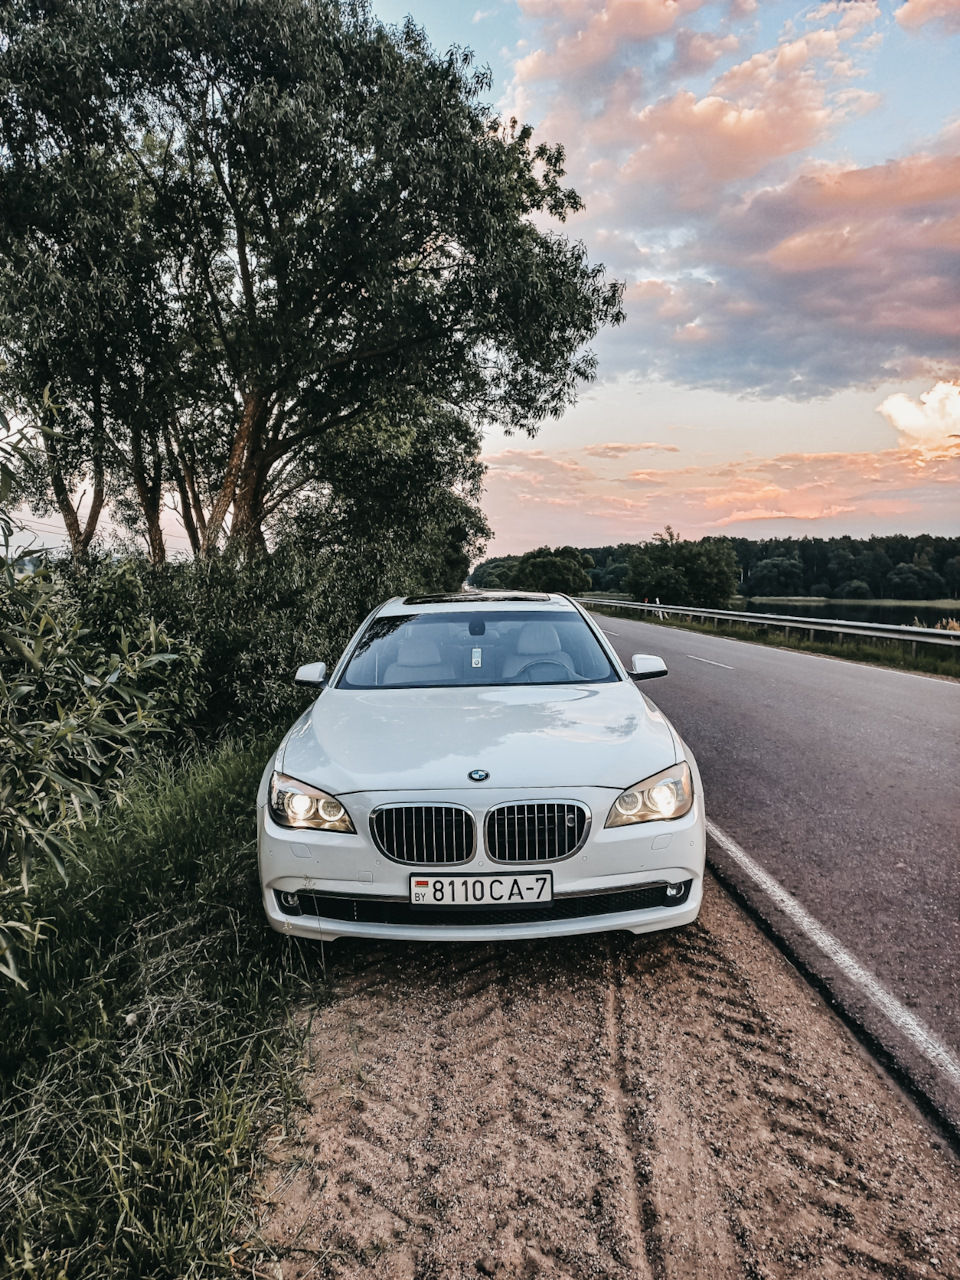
600 628 620 635
706 819 960 1095
687 655 734 669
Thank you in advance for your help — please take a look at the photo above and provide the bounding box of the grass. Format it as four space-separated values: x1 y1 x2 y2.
0 738 326 1278
588 603 960 679
739 595 960 612
582 590 960 619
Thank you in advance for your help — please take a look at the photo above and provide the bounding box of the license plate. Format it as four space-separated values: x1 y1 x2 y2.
409 872 553 908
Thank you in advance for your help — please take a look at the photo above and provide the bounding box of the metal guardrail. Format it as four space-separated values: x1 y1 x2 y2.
585 598 960 650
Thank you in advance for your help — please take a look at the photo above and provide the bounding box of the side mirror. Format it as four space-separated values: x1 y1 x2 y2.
629 653 667 681
294 661 327 688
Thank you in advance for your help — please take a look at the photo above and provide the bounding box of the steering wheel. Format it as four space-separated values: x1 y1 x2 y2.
514 659 576 682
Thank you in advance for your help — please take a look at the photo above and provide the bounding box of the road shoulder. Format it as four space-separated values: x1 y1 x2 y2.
255 874 960 1279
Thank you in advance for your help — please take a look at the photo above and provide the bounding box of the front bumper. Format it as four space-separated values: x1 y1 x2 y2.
258 779 706 942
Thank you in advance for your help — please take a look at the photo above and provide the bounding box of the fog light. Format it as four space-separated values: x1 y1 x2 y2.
665 883 685 900
278 890 302 915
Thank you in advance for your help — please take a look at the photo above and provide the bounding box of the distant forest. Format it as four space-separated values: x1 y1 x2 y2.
471 534 960 601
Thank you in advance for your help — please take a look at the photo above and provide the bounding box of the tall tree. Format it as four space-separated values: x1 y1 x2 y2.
0 0 623 559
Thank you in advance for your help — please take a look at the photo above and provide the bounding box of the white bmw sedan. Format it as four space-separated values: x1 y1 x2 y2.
258 592 705 942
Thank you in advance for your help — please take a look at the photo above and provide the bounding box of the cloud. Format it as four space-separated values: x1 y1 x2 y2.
517 5 882 215
620 469 671 484
788 152 960 213
581 440 681 455
667 28 740 78
505 0 960 396
710 502 856 525
481 434 960 551
486 448 594 477
895 0 960 29
586 138 960 394
876 382 960 452
515 0 711 81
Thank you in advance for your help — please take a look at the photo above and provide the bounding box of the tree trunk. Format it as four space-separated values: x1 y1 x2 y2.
77 381 107 557
164 424 201 556
77 475 105 557
129 415 166 567
200 390 267 557
42 426 91 564
226 439 271 559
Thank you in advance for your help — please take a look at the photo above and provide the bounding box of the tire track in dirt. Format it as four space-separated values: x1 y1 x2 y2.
258 877 960 1279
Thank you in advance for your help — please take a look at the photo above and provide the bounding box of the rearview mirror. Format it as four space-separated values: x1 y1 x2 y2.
629 654 667 681
294 661 327 687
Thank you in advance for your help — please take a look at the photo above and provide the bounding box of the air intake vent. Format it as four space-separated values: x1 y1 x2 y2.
485 802 589 863
281 879 691 925
370 805 475 865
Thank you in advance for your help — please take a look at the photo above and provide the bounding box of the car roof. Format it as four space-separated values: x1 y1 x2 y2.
378 591 579 616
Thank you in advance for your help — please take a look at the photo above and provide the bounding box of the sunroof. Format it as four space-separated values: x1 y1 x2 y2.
402 592 552 605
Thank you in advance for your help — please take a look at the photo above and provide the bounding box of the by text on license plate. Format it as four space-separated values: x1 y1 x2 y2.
409 872 553 907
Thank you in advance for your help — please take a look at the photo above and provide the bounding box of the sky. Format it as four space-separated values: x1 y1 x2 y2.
379 0 960 553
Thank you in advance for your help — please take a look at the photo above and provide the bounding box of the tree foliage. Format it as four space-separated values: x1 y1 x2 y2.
508 545 593 594
469 545 593 594
623 528 738 609
745 555 804 597
477 533 960 603
725 534 959 600
0 0 622 562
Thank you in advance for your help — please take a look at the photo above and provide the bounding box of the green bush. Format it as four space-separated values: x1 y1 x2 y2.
3 511 476 981
1 560 193 981
131 533 471 740
46 508 480 749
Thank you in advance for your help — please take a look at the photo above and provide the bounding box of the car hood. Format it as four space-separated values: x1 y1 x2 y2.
278 683 681 794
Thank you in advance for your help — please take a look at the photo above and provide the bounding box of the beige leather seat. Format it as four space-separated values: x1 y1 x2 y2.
382 637 455 685
500 623 576 679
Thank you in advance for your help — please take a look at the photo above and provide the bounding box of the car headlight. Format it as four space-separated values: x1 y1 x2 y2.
268 771 355 832
605 762 694 827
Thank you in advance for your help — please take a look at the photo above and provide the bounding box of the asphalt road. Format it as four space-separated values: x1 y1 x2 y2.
590 611 960 1135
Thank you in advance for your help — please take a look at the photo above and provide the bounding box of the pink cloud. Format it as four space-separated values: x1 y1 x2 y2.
505 0 959 398
621 469 671 484
485 448 595 482
582 440 681 455
895 0 960 29
711 502 857 525
481 440 960 551
796 153 960 212
683 147 960 370
668 28 740 77
515 0 710 81
618 31 880 202
672 321 717 343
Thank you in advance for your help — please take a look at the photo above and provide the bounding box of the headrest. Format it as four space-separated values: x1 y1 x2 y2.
397 638 443 667
516 623 562 655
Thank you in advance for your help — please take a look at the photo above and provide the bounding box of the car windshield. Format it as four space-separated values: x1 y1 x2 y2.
337 609 620 689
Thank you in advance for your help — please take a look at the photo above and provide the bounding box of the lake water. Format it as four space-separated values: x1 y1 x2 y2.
737 599 958 629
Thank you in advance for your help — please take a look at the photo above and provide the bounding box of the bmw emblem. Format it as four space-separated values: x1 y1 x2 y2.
468 769 490 783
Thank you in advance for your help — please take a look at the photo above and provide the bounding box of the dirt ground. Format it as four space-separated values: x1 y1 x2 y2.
256 873 960 1279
